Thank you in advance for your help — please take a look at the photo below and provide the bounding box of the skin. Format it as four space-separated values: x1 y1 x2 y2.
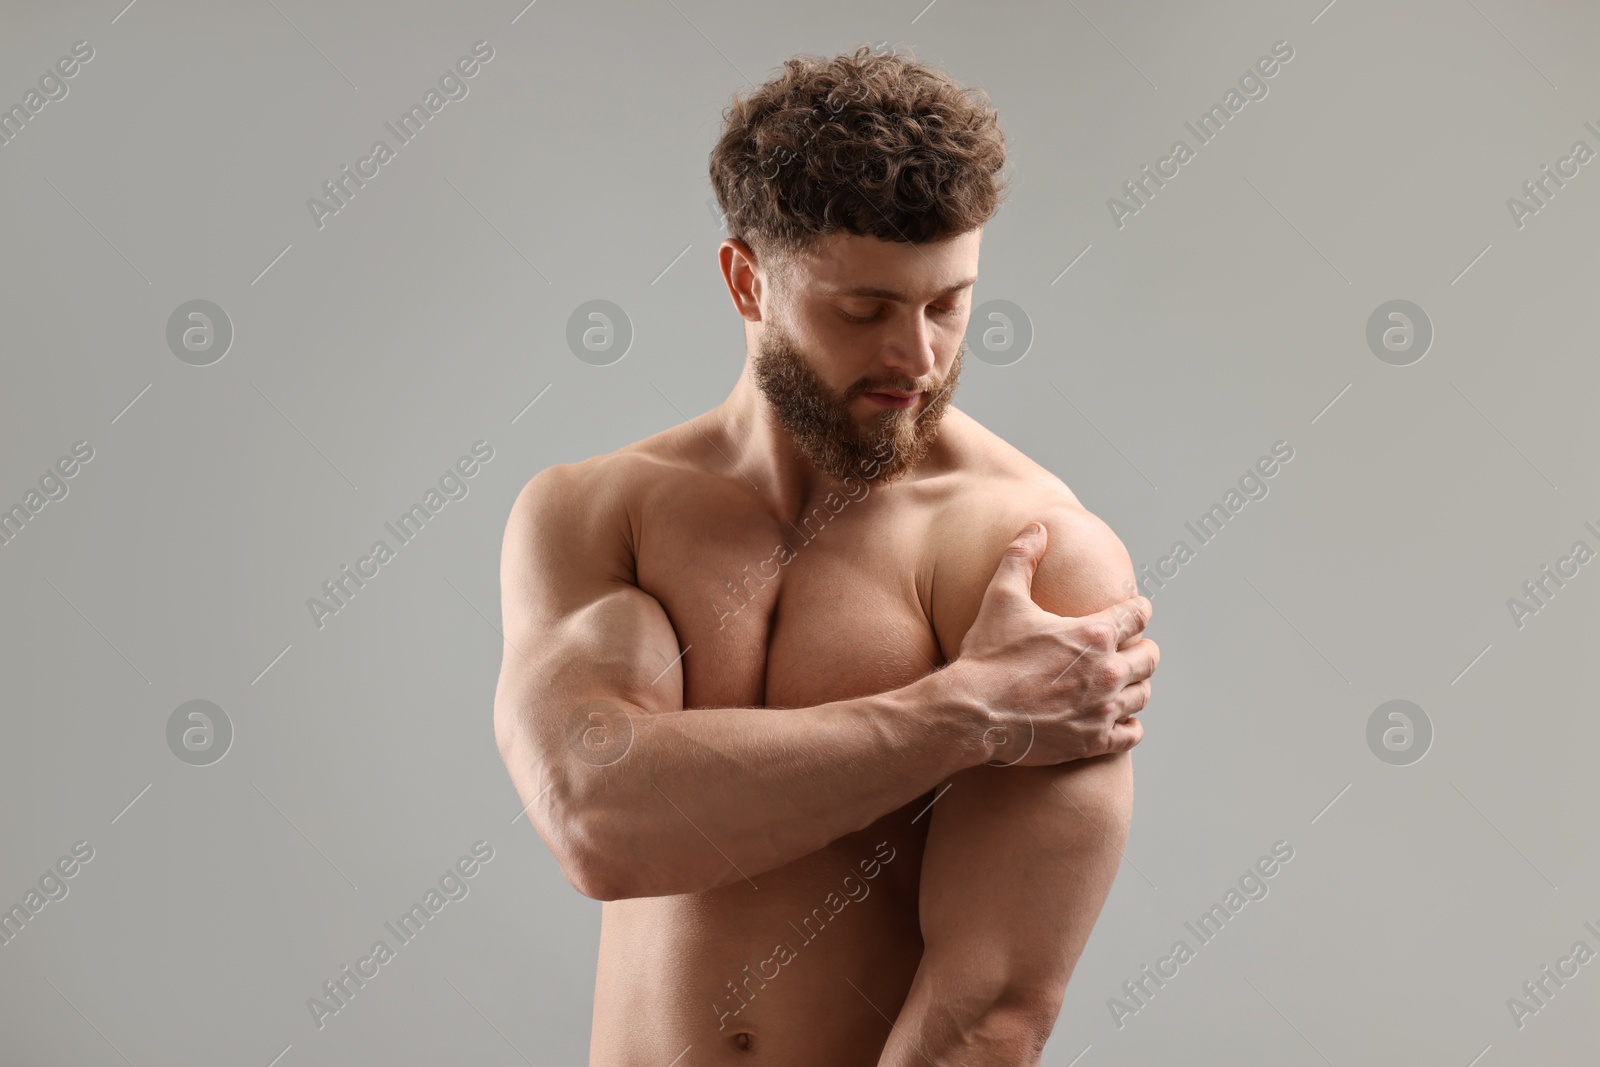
493 227 1160 1064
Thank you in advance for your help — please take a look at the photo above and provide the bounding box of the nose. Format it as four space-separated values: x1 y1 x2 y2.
881 310 939 383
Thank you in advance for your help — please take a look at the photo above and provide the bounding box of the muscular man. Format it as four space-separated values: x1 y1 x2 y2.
494 46 1160 1065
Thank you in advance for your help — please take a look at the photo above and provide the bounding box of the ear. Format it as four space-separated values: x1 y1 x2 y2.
719 238 764 323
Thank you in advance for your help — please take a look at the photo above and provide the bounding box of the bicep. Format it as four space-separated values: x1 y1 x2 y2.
492 463 685 770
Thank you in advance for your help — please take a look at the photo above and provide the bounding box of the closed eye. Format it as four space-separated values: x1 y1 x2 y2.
841 305 962 324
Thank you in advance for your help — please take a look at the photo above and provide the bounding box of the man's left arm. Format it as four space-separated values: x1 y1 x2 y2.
878 505 1143 1066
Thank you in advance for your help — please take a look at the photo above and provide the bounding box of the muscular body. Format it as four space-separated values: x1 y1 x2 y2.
495 229 1157 1064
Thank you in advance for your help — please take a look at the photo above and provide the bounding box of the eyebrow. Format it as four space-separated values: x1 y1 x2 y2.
824 277 978 302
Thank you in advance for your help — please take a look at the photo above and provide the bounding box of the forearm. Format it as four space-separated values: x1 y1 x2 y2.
506 665 991 899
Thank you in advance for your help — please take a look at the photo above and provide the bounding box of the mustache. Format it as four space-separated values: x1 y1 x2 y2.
850 377 930 399
851 350 960 404
848 343 967 402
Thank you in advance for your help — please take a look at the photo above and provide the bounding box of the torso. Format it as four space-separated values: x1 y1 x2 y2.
582 406 1080 1065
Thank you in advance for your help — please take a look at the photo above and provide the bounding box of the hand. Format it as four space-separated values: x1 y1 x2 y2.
950 521 1158 765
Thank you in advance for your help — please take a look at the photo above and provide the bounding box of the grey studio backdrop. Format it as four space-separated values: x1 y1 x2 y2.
1 0 1596 1063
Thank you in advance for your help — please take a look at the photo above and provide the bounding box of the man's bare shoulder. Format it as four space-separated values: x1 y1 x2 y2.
928 410 1138 654
924 407 1073 494
503 424 711 589
509 420 709 525
925 408 1090 532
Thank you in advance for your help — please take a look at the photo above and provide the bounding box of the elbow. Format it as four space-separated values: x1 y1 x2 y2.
530 783 635 901
518 760 649 901
497 719 719 901
980 989 1064 1064
945 985 1062 1066
554 807 642 901
495 699 662 900
496 711 630 900
554 797 734 901
915 959 1065 1065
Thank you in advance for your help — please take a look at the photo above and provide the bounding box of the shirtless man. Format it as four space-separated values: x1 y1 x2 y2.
493 46 1159 1065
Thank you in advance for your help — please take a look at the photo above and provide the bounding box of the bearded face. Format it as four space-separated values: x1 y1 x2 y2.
752 315 963 487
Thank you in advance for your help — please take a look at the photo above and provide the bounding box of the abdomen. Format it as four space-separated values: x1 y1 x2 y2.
589 797 930 1065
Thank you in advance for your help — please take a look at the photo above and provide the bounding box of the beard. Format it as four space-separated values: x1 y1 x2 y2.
751 319 963 488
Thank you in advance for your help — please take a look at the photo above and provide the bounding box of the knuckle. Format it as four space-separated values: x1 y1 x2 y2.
1079 620 1115 649
1094 717 1116 754
1092 658 1124 692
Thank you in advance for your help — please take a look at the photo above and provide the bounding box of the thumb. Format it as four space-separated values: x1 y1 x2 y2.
987 522 1048 600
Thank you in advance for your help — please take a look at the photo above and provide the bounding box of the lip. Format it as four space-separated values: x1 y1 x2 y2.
863 390 919 408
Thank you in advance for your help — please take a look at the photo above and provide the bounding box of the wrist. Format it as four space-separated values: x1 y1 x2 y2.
918 660 999 769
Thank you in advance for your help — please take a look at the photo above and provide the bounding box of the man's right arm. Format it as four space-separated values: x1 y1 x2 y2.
492 464 1153 901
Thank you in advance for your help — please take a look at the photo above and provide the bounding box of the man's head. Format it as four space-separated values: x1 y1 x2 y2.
710 46 1008 486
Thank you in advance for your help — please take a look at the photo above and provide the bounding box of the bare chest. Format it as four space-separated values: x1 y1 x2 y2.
634 483 946 712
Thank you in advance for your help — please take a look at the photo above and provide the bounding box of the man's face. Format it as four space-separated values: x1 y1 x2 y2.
750 230 979 487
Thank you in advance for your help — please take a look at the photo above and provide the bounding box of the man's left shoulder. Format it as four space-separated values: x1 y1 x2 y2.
927 467 1137 656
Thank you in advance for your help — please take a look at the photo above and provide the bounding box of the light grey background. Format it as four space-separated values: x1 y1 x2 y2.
2 0 1596 1063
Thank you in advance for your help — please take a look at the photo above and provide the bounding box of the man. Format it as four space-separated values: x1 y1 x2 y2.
494 45 1160 1065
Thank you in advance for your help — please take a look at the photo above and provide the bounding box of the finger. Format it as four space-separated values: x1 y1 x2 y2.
1098 595 1151 647
1119 677 1151 716
1107 716 1143 752
1118 638 1160 683
986 521 1048 602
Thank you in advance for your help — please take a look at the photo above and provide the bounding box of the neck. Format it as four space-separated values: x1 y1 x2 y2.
713 360 839 523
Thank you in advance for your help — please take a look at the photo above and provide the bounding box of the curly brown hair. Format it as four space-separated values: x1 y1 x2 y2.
709 45 1009 274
